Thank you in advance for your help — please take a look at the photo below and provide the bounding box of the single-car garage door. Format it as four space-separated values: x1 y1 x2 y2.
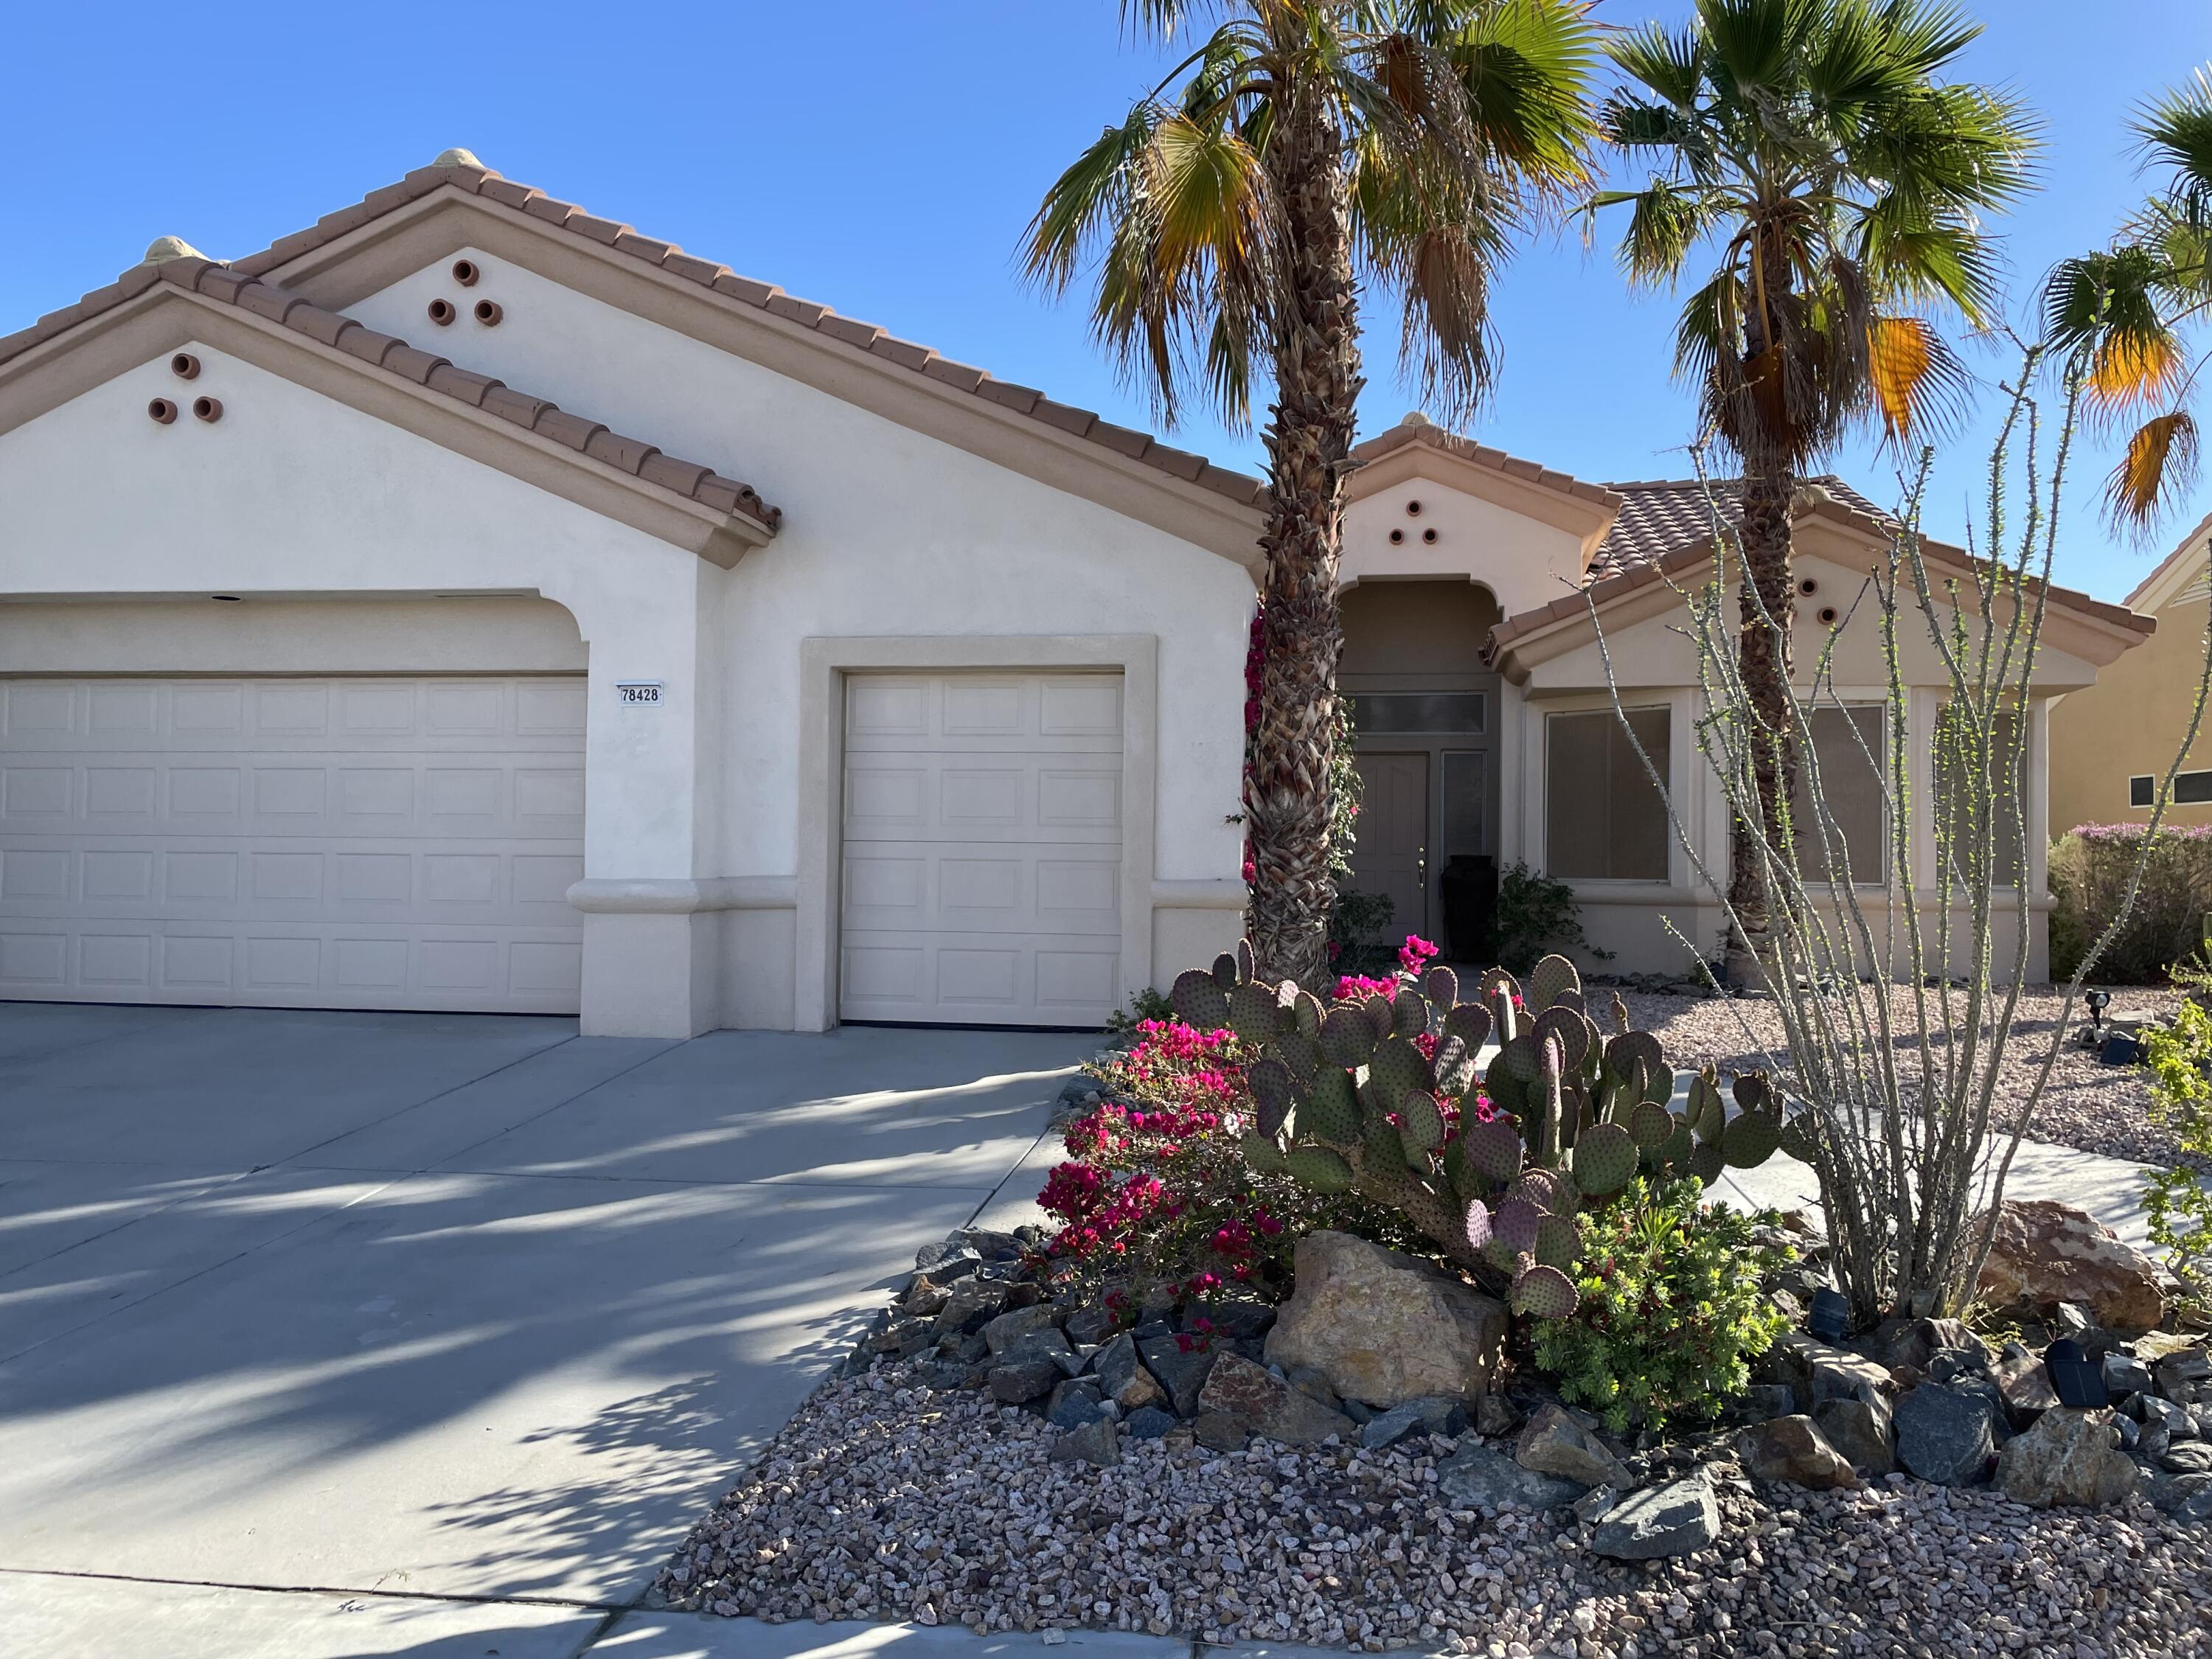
0 676 585 1013
839 671 1124 1026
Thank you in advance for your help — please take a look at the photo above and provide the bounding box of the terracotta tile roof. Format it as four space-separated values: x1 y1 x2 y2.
1487 490 2152 663
218 157 1266 512
1590 476 1892 581
1350 420 1620 509
0 251 782 538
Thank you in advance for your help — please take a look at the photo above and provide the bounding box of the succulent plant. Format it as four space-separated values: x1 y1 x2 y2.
1205 945 1788 1322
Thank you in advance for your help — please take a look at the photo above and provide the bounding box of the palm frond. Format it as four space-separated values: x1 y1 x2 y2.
1605 19 1705 109
2136 64 2212 230
2110 409 2201 529
1868 313 1971 445
1604 178 1718 285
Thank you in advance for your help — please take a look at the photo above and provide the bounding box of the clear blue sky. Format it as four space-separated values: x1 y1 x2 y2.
7 1 2208 598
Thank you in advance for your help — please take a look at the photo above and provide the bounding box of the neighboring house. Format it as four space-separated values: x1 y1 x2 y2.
0 158 2159 1033
2048 510 2212 834
1337 415 2157 981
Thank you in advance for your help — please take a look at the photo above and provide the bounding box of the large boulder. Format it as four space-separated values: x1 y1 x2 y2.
1975 1200 2166 1332
1436 1439 1587 1513
1996 1408 2139 1508
1196 1352 1357 1447
1263 1231 1508 1406
1736 1415 1859 1489
1815 1396 1897 1478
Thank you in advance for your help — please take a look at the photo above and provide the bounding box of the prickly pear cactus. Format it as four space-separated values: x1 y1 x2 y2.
1190 939 1792 1324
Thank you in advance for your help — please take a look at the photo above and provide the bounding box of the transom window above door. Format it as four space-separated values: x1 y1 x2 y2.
1352 692 1486 734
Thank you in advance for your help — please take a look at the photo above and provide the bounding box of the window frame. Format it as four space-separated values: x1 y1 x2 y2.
1792 702 1892 888
1542 702 1674 886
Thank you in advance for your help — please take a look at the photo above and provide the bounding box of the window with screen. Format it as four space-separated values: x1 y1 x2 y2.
1790 705 1890 884
2135 771 2212 807
1933 706 2028 887
1545 707 1671 881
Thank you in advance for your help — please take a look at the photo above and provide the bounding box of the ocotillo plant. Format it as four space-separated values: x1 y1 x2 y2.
1172 945 1785 1319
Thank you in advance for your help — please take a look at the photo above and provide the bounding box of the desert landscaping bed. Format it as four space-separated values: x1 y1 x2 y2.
1617 989 2197 1171
660 1356 2212 1657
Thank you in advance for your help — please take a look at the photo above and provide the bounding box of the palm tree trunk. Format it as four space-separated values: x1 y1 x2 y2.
1726 466 1797 987
1246 91 1363 988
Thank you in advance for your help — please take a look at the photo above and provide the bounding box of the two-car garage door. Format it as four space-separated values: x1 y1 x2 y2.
0 676 585 1013
839 671 1124 1026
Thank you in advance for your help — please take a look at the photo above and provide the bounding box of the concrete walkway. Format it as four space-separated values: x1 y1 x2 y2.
0 1001 2182 1658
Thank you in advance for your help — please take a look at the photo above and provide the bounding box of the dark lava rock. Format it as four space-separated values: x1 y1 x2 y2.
1895 1382 2000 1486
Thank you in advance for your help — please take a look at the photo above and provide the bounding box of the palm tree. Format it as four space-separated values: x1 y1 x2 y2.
2045 66 2212 529
1025 0 1599 985
1590 0 2034 982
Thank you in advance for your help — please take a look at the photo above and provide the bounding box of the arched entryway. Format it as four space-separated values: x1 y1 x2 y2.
1338 578 1502 959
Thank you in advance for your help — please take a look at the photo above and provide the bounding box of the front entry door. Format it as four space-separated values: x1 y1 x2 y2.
1349 751 1428 941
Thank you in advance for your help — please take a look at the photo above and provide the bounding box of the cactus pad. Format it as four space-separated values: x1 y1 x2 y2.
1391 987 1430 1040
1318 1006 1377 1069
1494 1196 1543 1253
1656 1117 1694 1169
1211 951 1241 990
1285 1144 1354 1193
1423 964 1459 1009
1228 981 1281 1044
1369 1034 1433 1102
1399 1088 1447 1153
1171 969 1231 1031
1500 1033 1543 1082
1512 1263 1579 1320
1688 1070 1726 1144
1234 937 1255 983
1462 1116 1528 1183
1534 1211 1580 1270
1629 1099 1674 1152
1443 1000 1494 1051
1464 1197 1495 1253
1362 993 1397 1040
1248 1057 1300 1138
1482 1235 1520 1276
1241 1133 1287 1175
1273 1029 1322 1079
1293 988 1322 1039
1570 1121 1638 1196
1528 953 1582 1012
1777 1111 1823 1164
1514 1166 1576 1214
1300 1065 1363 1147
1431 1034 1476 1098
1687 1138 1727 1186
1606 1029 1663 1082
1531 1005 1590 1071
1723 1108 1783 1169
1733 1071 1774 1112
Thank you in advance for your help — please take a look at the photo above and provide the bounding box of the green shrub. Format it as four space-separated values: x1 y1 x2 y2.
1494 860 1612 974
1531 1177 1791 1434
1327 887 1397 977
2139 994 2212 1320
2049 824 2212 984
1104 984 1176 1035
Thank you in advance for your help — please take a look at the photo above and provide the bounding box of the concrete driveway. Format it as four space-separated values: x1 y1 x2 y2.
0 1002 1093 1657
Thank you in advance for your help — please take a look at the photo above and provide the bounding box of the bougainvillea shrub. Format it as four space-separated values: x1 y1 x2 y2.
1039 1016 1421 1309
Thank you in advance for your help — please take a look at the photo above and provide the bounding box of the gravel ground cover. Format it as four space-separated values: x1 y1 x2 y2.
1615 988 2197 1171
658 1361 2212 1658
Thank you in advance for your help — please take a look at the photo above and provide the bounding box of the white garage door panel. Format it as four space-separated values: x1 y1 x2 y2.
0 677 585 1013
840 672 1124 1026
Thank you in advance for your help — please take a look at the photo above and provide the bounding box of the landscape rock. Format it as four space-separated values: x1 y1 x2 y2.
982 1304 1061 1356
1894 1382 2000 1486
1991 1349 2061 1423
1123 1405 1176 1440
986 1358 1061 1405
1136 1333 1218 1417
1046 1377 1105 1430
914 1240 981 1279
1882 1317 1992 1373
1436 1439 1587 1512
2104 1351 2156 1399
2161 1441 2212 1474
2139 1394 2197 1437
1193 1410 1248 1452
1093 1332 1165 1411
932 1276 1009 1335
1996 1407 2139 1508
1815 1396 1897 1478
1737 1383 1797 1422
1770 1333 1892 1411
1182 1295 1276 1339
1263 1230 1508 1406
901 1276 952 1318
1063 1306 1118 1347
1515 1402 1632 1489
1197 1352 1357 1447
1046 1413 1119 1468
1590 1474 1722 1561
2157 1349 2211 1400
1358 1397 1466 1450
1472 1394 1525 1438
1736 1415 1860 1490
1284 1366 1342 1412
1975 1199 2166 1331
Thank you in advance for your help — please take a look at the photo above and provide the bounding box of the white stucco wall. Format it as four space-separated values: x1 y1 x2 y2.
1341 471 1587 619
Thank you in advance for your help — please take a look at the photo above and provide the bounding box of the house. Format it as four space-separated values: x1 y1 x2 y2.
2048 509 2212 834
0 158 2158 1034
1337 415 2157 981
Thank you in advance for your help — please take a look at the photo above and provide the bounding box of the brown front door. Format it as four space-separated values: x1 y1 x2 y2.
1349 751 1429 942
